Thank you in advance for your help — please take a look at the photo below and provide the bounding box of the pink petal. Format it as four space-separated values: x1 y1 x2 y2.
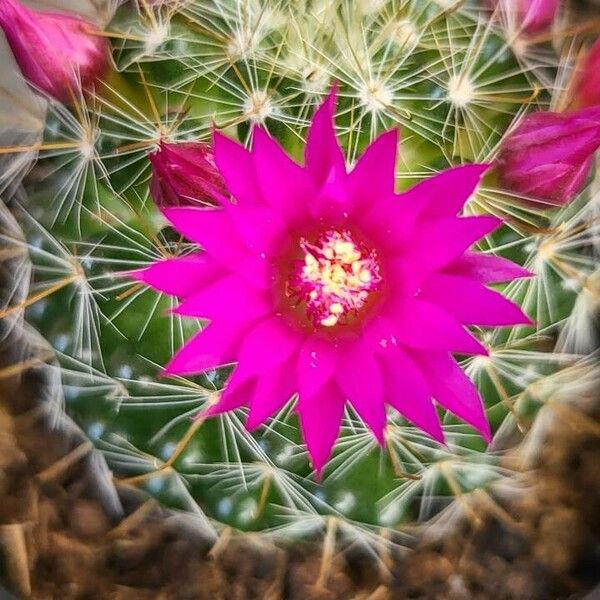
226 204 288 255
562 155 595 201
521 0 559 33
348 129 399 205
163 207 273 288
246 361 297 430
506 122 600 168
304 86 346 187
172 275 272 321
297 337 338 399
420 273 532 326
163 207 247 264
297 382 345 477
360 193 423 249
383 348 444 443
132 254 219 297
576 42 600 108
233 254 275 290
227 317 303 392
412 351 491 442
445 252 532 283
213 130 262 205
496 108 600 204
203 379 252 418
252 126 316 224
403 215 503 272
387 256 428 296
504 163 578 203
410 164 490 220
336 340 386 444
390 298 488 355
163 319 251 376
362 314 401 356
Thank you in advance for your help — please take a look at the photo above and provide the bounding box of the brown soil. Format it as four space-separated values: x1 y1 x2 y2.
0 363 598 599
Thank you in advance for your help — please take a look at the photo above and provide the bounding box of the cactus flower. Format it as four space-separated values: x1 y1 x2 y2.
149 141 228 208
574 39 600 109
135 89 531 476
496 107 600 205
488 0 558 34
0 0 109 103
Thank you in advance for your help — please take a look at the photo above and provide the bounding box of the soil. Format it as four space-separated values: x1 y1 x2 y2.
0 359 598 599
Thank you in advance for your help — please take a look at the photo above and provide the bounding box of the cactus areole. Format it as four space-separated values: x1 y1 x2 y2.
135 89 532 476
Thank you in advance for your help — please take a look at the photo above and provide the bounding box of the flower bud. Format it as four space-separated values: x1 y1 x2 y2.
496 107 600 205
574 39 600 109
0 0 110 103
149 141 228 208
488 0 558 35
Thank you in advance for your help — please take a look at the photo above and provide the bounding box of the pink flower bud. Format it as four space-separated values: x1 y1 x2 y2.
0 0 110 103
496 107 600 205
574 39 600 109
488 0 558 35
149 141 228 208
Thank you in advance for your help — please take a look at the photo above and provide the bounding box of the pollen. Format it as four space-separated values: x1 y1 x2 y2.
289 230 382 328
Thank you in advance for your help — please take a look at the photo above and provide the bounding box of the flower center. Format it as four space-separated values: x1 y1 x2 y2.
288 230 382 328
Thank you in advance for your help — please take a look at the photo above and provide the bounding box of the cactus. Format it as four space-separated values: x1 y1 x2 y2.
2 0 600 553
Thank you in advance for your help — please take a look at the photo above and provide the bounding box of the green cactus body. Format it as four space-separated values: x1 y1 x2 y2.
4 0 599 547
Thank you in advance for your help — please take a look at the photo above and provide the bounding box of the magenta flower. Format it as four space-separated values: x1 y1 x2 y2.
574 39 600 109
149 141 228 208
488 0 558 34
135 89 531 475
0 0 109 103
496 107 600 205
